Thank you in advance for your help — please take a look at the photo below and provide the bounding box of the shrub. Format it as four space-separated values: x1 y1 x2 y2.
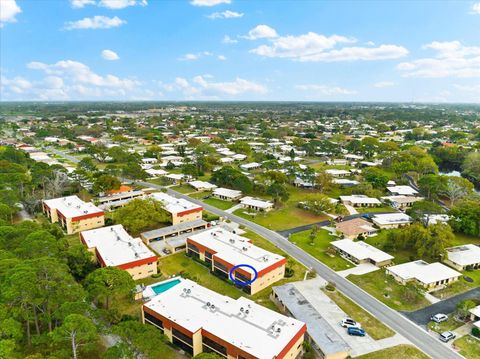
472 327 480 338
325 281 336 291
285 267 295 278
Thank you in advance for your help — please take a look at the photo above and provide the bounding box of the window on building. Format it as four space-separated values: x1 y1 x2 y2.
203 336 227 356
172 328 193 346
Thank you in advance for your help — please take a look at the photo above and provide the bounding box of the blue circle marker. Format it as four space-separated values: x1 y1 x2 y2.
229 264 258 286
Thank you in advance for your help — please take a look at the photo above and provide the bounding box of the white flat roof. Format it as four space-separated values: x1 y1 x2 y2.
149 192 202 215
81 225 156 267
387 260 461 285
188 180 217 190
387 185 418 195
188 228 284 275
340 195 381 205
446 244 480 266
326 169 351 175
333 179 359 185
331 239 393 263
240 196 273 209
144 278 304 358
213 187 242 198
469 305 480 318
372 213 412 225
44 195 103 218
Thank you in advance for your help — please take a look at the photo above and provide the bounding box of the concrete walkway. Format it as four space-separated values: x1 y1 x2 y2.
225 203 242 214
424 292 442 304
337 263 380 278
344 204 359 215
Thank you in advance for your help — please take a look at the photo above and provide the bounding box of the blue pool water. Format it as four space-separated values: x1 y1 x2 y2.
151 279 181 294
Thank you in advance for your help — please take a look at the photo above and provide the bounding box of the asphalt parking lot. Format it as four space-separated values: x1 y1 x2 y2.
402 286 480 326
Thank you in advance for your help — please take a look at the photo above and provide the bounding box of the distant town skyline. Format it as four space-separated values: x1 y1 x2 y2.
1 0 479 102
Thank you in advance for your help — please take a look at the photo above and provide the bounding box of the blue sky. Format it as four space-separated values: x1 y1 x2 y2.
1 0 479 102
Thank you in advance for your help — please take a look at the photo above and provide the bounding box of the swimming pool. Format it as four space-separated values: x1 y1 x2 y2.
151 279 181 294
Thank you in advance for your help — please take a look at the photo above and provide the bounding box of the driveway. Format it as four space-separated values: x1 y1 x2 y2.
402 286 480 326
337 263 380 278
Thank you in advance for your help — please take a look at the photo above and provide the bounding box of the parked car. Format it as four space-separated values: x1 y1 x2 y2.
431 313 448 323
361 213 372 219
439 331 456 343
162 248 172 255
347 327 366 337
341 318 361 328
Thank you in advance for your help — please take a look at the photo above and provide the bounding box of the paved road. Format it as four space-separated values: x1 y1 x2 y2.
277 212 394 237
135 180 463 359
402 286 480 326
46 148 462 359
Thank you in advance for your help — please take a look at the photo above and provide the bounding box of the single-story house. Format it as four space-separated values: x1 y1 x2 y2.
372 213 412 229
444 244 480 271
381 195 423 209
340 195 381 208
212 187 243 201
386 260 461 290
335 218 378 239
188 181 217 191
387 185 418 196
325 169 350 178
331 239 393 267
240 162 261 171
240 196 274 212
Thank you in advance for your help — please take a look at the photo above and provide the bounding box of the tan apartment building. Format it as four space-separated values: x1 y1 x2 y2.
43 195 104 234
150 192 203 225
142 277 306 358
80 225 158 280
186 228 286 295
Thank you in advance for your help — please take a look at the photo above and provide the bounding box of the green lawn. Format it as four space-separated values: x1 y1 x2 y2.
288 229 352 271
234 206 328 231
451 233 480 246
427 316 465 333
323 289 395 340
356 206 397 213
354 345 429 359
347 270 430 311
203 198 234 210
453 335 480 359
432 270 480 299
170 184 196 194
365 231 415 264
157 230 308 312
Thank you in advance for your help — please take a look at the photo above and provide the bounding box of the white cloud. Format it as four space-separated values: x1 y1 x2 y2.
70 0 147 9
162 75 267 99
190 0 231 6
98 0 147 9
222 35 238 44
0 0 21 27
243 25 278 40
295 84 356 96
397 41 480 78
178 51 213 61
472 2 480 14
251 31 408 62
0 76 32 93
64 16 126 30
373 81 395 88
70 0 95 8
101 49 120 60
1 60 159 101
26 60 139 89
208 10 243 19
218 55 227 61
